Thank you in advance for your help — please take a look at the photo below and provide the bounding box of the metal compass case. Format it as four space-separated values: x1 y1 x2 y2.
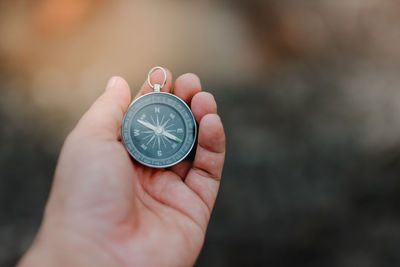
122 66 197 168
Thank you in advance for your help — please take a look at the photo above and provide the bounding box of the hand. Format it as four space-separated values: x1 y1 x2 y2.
18 70 225 267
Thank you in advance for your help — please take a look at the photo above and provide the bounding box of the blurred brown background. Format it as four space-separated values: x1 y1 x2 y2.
2 0 400 266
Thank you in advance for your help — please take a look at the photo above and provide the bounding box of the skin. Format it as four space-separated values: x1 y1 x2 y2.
18 70 226 267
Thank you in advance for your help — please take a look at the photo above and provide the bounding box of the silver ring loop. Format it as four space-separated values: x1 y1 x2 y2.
147 66 167 91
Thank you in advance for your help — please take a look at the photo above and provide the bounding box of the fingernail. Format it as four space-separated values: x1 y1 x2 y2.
106 76 118 91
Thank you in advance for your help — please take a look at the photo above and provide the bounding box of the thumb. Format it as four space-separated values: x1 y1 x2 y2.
75 76 131 140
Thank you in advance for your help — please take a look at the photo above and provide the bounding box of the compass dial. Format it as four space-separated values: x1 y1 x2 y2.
122 92 196 168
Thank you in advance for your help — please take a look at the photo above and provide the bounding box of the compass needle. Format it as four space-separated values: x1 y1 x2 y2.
162 131 183 143
137 119 157 131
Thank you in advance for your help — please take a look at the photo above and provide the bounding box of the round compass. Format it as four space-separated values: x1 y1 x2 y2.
122 67 197 168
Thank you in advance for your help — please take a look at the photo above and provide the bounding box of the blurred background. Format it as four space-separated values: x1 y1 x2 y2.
1 0 400 266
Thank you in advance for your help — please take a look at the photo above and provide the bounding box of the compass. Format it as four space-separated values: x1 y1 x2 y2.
122 67 197 168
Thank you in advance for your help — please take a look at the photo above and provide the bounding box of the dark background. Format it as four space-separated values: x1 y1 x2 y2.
2 1 400 266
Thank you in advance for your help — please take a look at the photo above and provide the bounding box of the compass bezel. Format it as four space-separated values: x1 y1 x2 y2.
122 92 197 168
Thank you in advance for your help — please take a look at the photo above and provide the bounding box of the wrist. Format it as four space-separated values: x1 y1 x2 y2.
18 221 120 267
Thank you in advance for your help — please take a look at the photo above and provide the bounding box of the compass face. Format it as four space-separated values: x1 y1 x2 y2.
122 92 197 168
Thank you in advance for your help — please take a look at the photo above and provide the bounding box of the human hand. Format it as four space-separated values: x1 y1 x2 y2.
19 70 225 267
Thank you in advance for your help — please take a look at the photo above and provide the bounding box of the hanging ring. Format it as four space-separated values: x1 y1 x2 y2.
147 66 168 92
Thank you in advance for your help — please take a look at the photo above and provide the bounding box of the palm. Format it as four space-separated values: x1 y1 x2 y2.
56 140 206 266
33 72 225 267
